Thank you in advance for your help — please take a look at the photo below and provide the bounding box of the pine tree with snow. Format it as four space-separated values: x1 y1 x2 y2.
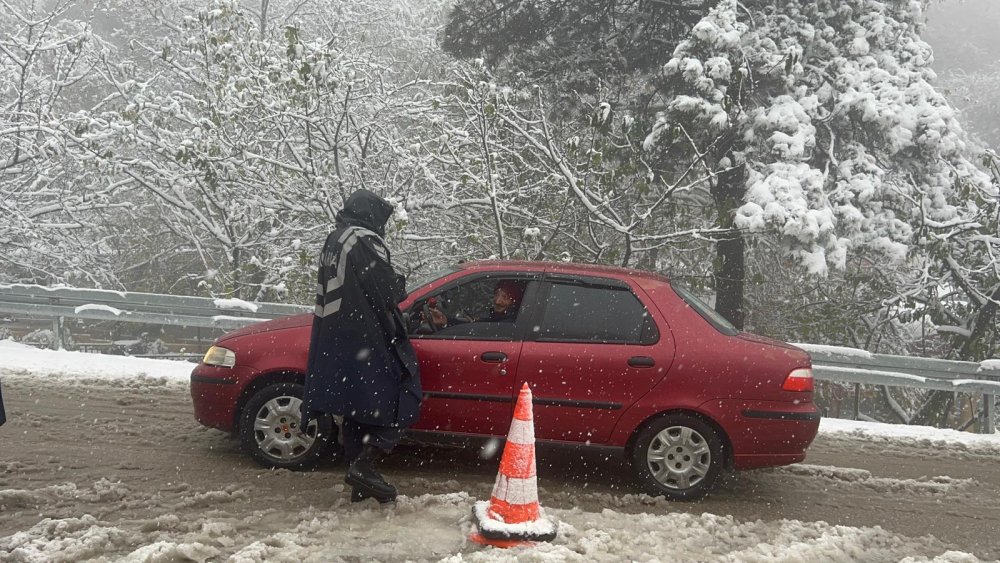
442 0 995 334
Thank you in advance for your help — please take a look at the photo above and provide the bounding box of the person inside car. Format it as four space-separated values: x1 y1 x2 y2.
427 279 525 328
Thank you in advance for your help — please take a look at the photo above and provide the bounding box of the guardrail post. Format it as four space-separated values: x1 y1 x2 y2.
982 393 996 434
51 315 65 350
853 383 861 420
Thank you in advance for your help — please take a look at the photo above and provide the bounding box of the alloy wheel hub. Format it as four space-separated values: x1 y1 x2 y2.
646 425 711 490
253 395 317 461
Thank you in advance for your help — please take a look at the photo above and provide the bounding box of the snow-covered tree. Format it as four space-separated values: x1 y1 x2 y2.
402 61 725 271
0 1 122 286
442 0 994 330
2 0 455 297
644 0 991 329
78 0 437 300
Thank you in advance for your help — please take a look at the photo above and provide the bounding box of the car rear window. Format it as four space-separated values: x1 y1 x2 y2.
536 282 658 344
670 282 739 336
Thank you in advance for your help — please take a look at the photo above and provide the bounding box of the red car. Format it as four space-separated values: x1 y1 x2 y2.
191 260 819 500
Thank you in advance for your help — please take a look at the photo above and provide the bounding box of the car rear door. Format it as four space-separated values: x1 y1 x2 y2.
406 272 541 437
516 274 675 444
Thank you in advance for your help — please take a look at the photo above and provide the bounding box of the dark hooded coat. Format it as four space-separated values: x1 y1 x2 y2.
302 190 421 428
0 381 6 427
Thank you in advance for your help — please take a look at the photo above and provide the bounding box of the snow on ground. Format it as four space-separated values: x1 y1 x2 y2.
1 341 996 561
820 418 1000 454
0 339 192 383
0 490 981 562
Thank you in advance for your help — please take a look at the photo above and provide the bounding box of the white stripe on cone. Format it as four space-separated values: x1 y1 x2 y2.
491 474 539 506
506 418 534 446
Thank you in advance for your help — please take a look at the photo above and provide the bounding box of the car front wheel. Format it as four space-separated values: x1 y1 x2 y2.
239 382 337 470
630 413 724 501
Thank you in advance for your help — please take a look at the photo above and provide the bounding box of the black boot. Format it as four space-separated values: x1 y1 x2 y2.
345 444 397 503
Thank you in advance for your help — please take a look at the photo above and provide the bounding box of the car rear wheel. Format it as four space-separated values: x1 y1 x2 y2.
239 382 338 470
630 413 724 501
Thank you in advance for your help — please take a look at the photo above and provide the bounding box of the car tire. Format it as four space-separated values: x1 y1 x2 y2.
239 382 338 471
630 413 725 501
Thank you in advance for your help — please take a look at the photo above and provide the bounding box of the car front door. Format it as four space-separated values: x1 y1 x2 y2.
406 273 540 437
516 275 675 444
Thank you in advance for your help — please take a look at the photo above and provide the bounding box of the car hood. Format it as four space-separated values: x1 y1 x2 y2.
216 313 313 344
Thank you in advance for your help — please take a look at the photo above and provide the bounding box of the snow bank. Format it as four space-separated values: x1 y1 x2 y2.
0 339 193 383
0 491 977 562
820 418 1000 452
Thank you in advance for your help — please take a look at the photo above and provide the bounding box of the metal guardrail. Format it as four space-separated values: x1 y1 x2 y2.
0 283 310 341
798 344 1000 434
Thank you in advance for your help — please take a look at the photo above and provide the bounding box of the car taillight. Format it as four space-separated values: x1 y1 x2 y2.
782 367 814 392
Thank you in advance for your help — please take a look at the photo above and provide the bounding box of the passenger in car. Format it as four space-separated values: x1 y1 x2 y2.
428 279 524 328
485 279 523 322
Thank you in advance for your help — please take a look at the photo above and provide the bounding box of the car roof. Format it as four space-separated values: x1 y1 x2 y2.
458 260 671 283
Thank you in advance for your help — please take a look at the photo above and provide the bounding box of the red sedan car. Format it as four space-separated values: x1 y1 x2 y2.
191 260 819 500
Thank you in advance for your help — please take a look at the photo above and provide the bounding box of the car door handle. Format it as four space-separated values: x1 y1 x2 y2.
628 356 655 368
481 351 508 363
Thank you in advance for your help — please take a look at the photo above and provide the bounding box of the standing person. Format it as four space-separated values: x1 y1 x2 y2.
303 189 420 504
0 380 6 427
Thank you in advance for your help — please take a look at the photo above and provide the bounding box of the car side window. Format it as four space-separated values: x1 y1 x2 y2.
408 277 530 340
536 282 658 345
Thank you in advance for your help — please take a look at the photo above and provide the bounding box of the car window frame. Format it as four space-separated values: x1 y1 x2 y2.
669 281 739 336
404 272 542 342
404 265 461 295
526 274 660 346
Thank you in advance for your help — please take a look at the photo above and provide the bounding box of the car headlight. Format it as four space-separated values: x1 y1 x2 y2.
202 346 236 368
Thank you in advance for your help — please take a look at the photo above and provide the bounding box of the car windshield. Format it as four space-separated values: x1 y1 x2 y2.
670 282 739 336
405 265 460 294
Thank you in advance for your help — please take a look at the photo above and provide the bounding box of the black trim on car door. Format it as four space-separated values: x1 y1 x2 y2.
423 391 512 404
742 409 821 421
421 392 620 410
532 397 622 410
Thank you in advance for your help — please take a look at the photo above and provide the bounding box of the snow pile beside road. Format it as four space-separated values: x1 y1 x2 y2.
1 490 976 562
820 418 1000 453
0 339 193 383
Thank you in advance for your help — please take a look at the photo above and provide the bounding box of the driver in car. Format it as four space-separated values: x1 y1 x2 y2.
428 279 524 329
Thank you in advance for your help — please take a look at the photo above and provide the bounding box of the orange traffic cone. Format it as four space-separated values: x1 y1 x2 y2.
470 383 557 548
